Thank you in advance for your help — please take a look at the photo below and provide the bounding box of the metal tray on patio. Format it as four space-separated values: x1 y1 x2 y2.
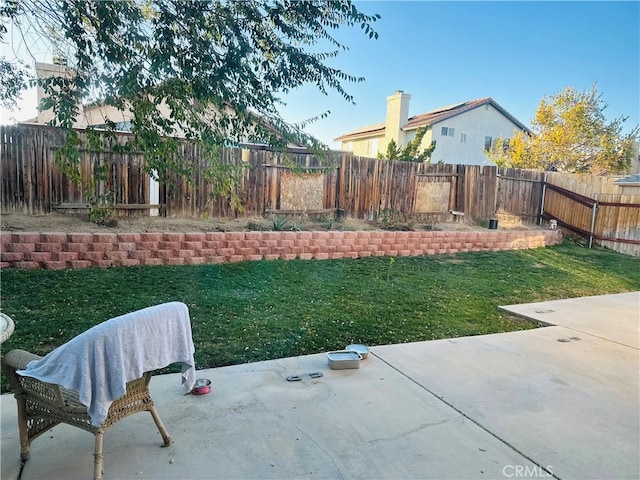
327 350 362 370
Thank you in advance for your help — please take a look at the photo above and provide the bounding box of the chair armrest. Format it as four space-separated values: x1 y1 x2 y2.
2 349 42 370
2 349 67 406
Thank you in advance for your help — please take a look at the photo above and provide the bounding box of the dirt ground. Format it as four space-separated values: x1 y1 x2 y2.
0 212 541 234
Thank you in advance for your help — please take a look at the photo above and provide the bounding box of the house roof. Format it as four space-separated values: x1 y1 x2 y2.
334 97 530 142
614 174 640 186
334 122 386 141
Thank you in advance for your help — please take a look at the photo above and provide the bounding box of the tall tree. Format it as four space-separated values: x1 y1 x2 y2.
1 0 380 176
489 85 638 174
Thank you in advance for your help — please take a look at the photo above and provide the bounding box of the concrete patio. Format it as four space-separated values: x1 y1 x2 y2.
2 292 638 480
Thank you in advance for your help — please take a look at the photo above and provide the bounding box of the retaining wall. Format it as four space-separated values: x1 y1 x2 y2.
0 230 563 270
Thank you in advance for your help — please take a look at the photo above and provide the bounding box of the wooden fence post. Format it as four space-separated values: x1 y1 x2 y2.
539 173 547 226
589 193 598 249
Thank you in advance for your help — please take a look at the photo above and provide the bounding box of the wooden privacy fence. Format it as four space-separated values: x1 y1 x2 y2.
2 124 536 224
541 183 640 256
495 168 544 222
1 125 152 215
539 170 640 256
164 154 560 226
161 147 344 218
2 124 639 255
338 160 545 224
544 171 627 196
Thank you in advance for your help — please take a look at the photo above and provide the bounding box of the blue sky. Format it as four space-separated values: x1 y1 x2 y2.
279 0 640 148
2 1 638 149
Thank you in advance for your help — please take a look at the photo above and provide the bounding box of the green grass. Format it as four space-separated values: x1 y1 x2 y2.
2 239 639 392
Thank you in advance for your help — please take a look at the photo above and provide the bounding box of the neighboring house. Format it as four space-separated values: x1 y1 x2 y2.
23 62 184 133
21 62 306 217
25 62 303 148
335 91 530 165
614 174 640 195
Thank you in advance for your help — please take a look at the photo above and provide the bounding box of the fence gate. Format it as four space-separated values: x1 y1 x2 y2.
495 168 544 224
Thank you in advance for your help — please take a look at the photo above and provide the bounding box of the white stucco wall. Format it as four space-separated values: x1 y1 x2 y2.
423 104 527 165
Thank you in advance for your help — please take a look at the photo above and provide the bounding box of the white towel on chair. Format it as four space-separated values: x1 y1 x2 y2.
18 302 196 426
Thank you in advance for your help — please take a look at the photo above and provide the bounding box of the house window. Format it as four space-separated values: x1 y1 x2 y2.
346 141 354 151
484 136 493 151
460 133 467 143
441 127 455 137
367 138 378 156
90 121 132 132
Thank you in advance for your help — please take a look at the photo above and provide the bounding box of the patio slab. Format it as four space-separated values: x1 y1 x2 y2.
375 291 640 479
2 352 535 480
499 291 640 348
2 292 638 479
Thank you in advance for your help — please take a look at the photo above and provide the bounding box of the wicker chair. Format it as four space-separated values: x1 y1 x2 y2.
2 349 173 480
1 302 195 480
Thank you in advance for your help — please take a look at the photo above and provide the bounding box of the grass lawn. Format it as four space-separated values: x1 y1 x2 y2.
2 239 639 391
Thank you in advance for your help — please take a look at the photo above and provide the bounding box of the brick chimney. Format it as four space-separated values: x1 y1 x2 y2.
385 90 411 148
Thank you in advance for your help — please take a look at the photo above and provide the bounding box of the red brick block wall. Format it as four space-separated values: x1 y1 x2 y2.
0 229 563 270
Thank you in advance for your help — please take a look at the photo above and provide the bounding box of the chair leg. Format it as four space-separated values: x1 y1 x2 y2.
94 431 104 480
148 406 173 446
15 396 31 461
